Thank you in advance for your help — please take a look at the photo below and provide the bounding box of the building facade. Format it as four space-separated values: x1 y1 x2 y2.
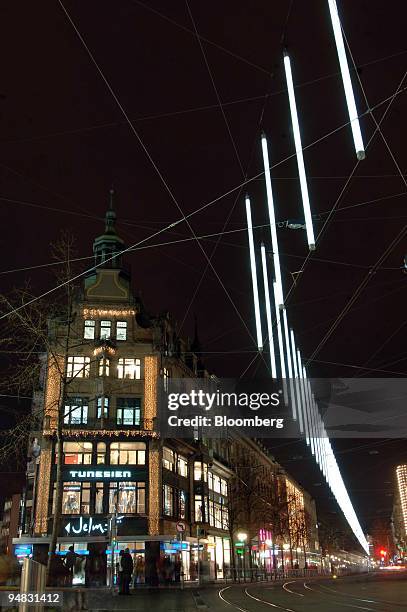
14 197 319 584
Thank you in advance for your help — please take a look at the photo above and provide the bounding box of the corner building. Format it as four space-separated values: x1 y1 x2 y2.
15 198 319 585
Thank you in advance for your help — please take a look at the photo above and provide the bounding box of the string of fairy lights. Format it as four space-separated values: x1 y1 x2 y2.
243 2 369 553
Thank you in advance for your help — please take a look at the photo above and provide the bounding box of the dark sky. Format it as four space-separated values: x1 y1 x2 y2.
0 1 406 534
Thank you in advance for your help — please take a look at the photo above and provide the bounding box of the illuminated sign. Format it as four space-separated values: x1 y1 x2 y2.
62 466 140 481
63 515 123 536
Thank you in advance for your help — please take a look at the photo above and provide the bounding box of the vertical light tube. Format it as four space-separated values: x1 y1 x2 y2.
327 0 365 160
260 244 277 378
283 53 316 251
245 195 263 351
273 282 288 405
261 134 284 307
297 350 310 445
290 330 304 433
282 308 297 420
303 367 315 456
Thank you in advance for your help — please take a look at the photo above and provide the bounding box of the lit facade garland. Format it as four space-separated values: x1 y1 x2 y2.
44 354 64 430
42 428 160 439
34 448 51 534
144 355 158 431
93 345 116 357
148 442 160 535
396 464 407 536
83 308 136 319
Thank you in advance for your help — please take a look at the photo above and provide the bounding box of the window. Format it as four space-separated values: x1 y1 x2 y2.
194 461 208 482
62 482 90 514
100 320 111 340
116 321 127 341
116 398 141 426
63 441 92 465
109 481 145 514
177 455 188 477
97 442 106 464
67 356 90 379
194 495 203 522
163 367 170 392
163 484 174 516
213 475 221 494
98 358 110 377
162 447 174 471
117 358 141 379
178 490 187 519
221 479 228 497
95 482 104 514
64 398 89 425
97 396 109 419
110 442 146 465
84 320 95 339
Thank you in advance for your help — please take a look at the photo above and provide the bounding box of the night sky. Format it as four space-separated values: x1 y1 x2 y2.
0 1 406 536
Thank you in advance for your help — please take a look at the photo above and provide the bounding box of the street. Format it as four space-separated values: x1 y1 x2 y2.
59 573 407 611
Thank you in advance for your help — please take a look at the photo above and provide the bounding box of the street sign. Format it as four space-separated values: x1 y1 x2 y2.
176 520 186 533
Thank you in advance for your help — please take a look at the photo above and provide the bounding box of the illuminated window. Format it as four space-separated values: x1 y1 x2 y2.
97 442 106 464
66 356 90 379
194 495 203 522
100 320 111 339
110 441 146 465
221 479 228 497
116 321 127 341
194 461 208 482
98 358 110 377
162 447 174 471
163 484 174 516
177 455 188 477
109 481 145 514
64 398 88 425
178 490 187 519
163 367 170 391
84 320 95 339
63 441 92 465
97 396 109 419
116 398 141 426
61 482 90 514
117 358 141 379
95 482 104 514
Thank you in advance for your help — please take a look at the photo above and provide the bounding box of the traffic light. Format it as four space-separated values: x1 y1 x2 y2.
380 549 387 557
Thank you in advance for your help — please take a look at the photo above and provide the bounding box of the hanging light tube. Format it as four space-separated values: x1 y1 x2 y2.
260 244 277 378
327 0 365 160
282 308 297 420
273 282 288 405
303 366 315 456
283 53 316 251
296 350 310 445
261 134 284 307
290 330 304 433
245 195 263 351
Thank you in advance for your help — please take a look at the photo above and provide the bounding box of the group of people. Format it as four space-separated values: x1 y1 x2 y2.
156 554 182 584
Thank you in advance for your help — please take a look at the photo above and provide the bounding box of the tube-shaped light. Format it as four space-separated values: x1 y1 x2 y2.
273 282 288 405
260 244 277 378
283 53 316 251
290 330 304 433
303 366 315 456
297 351 310 445
282 308 297 420
261 135 284 307
245 195 263 351
327 0 365 160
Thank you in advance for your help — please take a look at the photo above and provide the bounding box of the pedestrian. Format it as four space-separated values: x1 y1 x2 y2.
134 555 144 585
120 548 133 595
118 550 124 593
64 546 78 586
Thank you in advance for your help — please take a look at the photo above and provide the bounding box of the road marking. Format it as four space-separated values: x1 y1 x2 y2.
318 582 407 607
303 582 377 611
244 587 296 612
218 586 250 612
282 582 304 597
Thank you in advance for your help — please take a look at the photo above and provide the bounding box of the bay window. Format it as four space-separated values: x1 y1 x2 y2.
162 447 174 471
98 357 110 377
177 455 188 477
117 358 141 379
97 396 109 419
163 484 174 516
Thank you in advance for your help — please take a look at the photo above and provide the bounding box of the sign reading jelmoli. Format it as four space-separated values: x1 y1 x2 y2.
62 467 136 481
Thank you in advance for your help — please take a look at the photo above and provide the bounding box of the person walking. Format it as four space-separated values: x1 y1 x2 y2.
120 548 133 595
64 546 78 587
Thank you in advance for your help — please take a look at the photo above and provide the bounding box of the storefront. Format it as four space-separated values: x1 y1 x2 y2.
206 536 231 579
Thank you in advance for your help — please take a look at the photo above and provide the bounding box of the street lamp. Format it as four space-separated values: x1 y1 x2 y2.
237 533 248 580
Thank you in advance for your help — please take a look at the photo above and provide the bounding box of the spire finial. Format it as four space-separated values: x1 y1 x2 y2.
109 186 115 210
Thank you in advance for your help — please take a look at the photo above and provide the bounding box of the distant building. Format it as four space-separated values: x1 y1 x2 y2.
394 464 407 560
0 494 21 556
13 193 319 584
